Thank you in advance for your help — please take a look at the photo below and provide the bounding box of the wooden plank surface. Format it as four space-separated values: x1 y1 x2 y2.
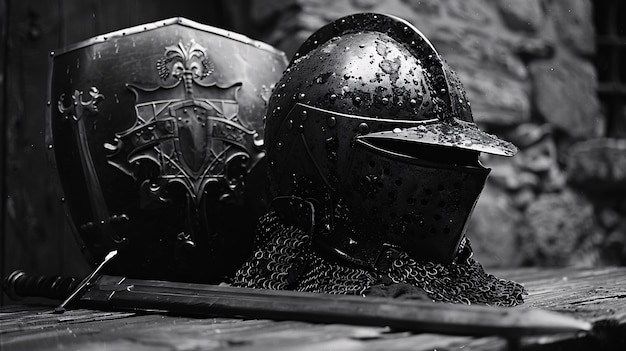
2 267 626 351
494 267 626 323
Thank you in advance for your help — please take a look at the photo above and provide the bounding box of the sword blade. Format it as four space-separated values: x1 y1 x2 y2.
78 275 591 337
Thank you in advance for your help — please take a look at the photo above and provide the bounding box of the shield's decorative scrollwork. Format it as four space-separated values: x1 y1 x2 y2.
46 18 288 283
57 87 128 245
105 41 262 210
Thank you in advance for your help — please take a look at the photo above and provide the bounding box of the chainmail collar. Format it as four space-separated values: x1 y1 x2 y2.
233 211 526 306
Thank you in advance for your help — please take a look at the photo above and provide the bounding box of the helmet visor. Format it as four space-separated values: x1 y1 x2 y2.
360 120 518 157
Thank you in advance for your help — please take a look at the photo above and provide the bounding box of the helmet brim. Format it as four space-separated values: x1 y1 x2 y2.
360 119 518 157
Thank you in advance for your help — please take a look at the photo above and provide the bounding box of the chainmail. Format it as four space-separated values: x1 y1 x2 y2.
233 211 526 306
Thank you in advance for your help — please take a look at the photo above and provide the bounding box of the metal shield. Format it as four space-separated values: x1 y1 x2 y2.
46 18 287 283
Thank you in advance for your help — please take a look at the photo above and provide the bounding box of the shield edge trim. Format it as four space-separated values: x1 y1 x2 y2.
48 17 287 60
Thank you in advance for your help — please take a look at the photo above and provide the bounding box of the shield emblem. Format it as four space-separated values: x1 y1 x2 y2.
46 18 287 283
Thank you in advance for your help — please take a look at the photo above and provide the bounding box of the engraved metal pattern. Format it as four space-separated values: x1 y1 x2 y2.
105 41 260 207
57 87 127 244
46 18 288 283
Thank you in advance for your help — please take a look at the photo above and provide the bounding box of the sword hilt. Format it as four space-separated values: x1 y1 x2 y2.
3 270 80 301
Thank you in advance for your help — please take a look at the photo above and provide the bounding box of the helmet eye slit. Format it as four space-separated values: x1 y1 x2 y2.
363 138 481 168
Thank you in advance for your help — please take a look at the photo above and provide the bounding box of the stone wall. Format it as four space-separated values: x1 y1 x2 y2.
231 0 623 267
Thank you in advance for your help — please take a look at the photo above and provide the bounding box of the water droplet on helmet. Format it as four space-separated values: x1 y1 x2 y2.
327 116 337 127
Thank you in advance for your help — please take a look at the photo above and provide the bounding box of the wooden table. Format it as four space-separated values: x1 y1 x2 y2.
1 267 625 350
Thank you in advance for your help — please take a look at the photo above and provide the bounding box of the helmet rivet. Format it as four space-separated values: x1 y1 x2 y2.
287 119 294 130
382 97 389 105
298 93 306 100
410 98 417 106
327 116 337 127
276 142 283 151
353 96 362 106
301 110 308 121
60 197 65 202
358 123 369 134
330 94 337 101
48 144 53 149
298 124 304 132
